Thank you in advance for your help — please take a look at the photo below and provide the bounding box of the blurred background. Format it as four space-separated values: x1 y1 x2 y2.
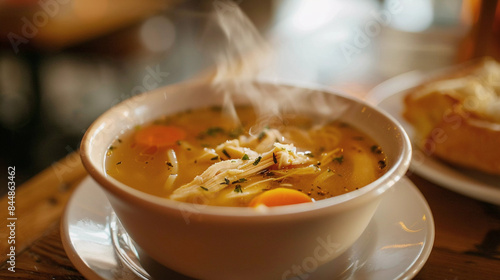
0 0 499 194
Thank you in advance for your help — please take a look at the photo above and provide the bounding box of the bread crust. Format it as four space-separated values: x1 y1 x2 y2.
403 58 500 175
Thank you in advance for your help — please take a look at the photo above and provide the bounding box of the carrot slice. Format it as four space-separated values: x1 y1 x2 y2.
249 188 312 207
134 125 186 147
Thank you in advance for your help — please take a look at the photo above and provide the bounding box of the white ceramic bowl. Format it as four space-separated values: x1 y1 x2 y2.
80 81 411 280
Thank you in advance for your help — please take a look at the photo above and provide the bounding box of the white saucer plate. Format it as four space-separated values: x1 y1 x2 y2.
61 176 434 280
369 71 500 206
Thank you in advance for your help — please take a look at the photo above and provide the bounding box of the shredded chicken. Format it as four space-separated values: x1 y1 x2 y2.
169 142 312 202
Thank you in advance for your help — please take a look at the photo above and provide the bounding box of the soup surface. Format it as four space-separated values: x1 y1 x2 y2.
105 106 387 207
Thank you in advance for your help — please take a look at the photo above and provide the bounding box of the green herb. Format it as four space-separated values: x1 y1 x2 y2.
206 127 225 136
222 149 231 159
272 153 277 164
116 161 122 165
305 152 314 158
232 178 247 184
210 156 219 161
333 155 344 164
242 154 250 160
200 186 208 191
166 162 173 167
234 185 243 193
253 156 262 166
228 127 244 138
220 178 230 185
258 131 266 141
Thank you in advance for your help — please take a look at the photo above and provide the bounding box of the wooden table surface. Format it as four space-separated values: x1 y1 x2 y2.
1 151 499 279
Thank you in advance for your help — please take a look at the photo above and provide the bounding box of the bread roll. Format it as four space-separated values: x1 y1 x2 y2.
403 57 500 175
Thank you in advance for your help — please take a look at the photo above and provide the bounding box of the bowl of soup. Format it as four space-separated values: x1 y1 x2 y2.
80 81 411 280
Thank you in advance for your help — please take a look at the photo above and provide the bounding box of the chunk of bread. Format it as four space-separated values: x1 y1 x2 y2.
403 57 500 175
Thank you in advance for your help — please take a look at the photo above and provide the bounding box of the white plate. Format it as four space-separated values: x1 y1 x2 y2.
61 176 434 280
369 71 500 206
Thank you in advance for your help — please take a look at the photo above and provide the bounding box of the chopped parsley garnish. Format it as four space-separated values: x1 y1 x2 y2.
234 185 243 193
253 156 262 166
333 155 344 164
232 178 247 184
206 127 225 136
210 156 219 161
242 154 250 160
166 162 173 167
228 127 244 138
220 178 230 185
116 161 122 165
272 153 277 164
222 149 231 159
258 131 266 141
200 186 208 191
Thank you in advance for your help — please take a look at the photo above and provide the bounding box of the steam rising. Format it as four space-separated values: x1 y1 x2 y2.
206 0 345 131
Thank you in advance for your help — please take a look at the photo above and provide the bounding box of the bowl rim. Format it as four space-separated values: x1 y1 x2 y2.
80 80 412 218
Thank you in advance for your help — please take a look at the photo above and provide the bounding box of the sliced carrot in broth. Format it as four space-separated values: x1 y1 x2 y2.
249 188 312 207
135 125 186 147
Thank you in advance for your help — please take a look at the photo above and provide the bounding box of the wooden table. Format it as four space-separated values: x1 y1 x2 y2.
1 151 499 279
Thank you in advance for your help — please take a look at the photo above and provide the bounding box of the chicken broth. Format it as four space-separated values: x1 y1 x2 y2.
105 106 387 207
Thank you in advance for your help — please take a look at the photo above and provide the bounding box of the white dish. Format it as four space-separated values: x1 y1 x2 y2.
61 176 434 280
369 71 500 205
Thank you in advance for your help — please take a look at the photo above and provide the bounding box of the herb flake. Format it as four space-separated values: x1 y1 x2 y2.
333 155 344 164
253 156 262 166
232 178 247 184
258 131 266 141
